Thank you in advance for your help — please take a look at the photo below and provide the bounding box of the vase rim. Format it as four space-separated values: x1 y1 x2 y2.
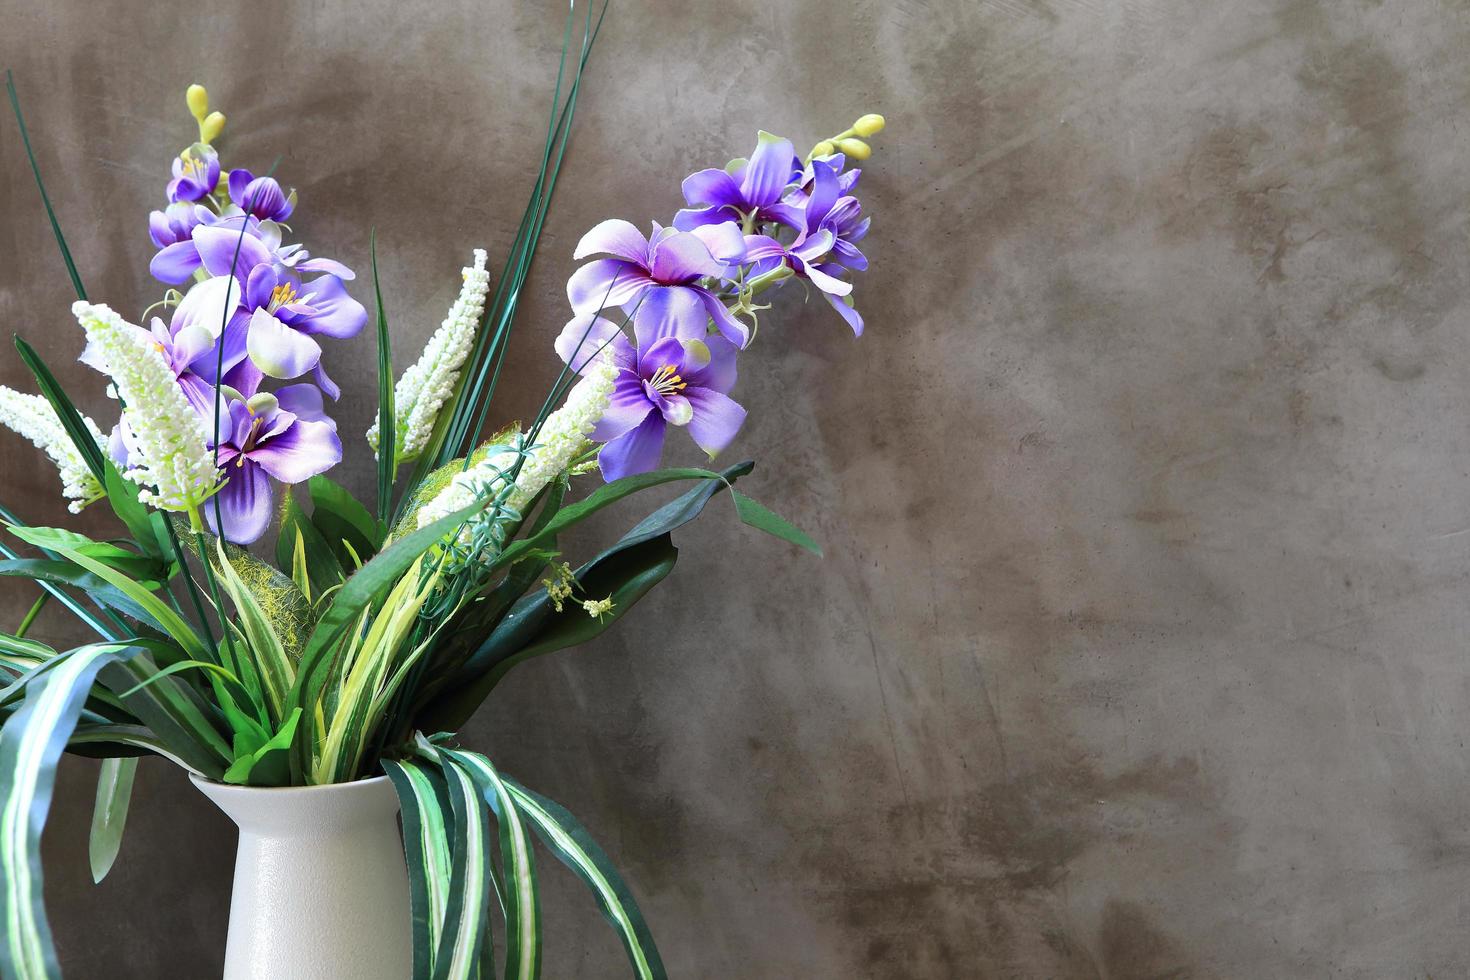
188 772 393 796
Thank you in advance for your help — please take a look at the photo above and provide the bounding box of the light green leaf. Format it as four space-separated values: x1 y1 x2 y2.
88 756 136 883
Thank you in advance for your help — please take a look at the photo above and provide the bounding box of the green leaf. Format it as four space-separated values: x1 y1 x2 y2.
372 231 396 526
416 463 752 732
275 489 344 601
309 475 383 564
731 491 822 556
0 642 136 980
493 466 730 570
446 749 540 980
384 756 454 980
221 706 301 786
12 338 106 486
212 540 295 724
506 775 667 980
88 756 136 884
431 751 496 980
0 560 167 631
5 71 85 301
287 498 493 777
6 528 209 663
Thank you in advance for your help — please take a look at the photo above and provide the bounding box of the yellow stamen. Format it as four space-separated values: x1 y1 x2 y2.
647 364 687 397
268 283 299 312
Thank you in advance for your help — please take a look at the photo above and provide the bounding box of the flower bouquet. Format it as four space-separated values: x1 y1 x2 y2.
0 8 883 978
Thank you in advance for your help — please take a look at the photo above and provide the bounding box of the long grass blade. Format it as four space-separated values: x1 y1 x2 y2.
4 70 85 301
371 231 395 526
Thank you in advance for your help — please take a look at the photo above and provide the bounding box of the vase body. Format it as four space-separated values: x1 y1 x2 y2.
191 774 412 980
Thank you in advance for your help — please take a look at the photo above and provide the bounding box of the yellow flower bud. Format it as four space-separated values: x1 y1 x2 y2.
835 138 871 161
853 113 885 137
186 84 209 121
200 111 225 144
811 139 836 158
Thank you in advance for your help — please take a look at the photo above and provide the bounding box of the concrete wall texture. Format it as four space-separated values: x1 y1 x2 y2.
1 0 1467 976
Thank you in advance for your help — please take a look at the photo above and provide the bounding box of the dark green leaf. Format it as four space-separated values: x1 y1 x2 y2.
6 70 85 301
309 475 382 565
731 491 822 556
372 231 396 527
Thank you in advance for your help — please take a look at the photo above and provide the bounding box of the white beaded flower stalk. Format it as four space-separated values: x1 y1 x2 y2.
72 301 220 521
368 248 491 462
417 356 617 533
0 387 107 513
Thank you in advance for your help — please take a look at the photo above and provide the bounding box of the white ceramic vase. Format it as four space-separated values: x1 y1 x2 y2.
191 773 413 980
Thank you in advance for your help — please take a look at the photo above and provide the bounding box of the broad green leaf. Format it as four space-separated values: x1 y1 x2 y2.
221 706 300 786
88 756 136 883
309 475 382 564
275 489 343 602
431 751 495 980
0 560 163 632
506 775 667 980
731 491 822 556
384 757 454 980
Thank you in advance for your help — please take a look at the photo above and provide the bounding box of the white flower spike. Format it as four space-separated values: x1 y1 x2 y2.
368 249 491 462
73 301 219 519
0 387 107 513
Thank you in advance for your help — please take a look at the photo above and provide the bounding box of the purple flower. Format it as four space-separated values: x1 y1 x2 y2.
182 222 365 397
673 131 805 232
567 219 750 348
207 389 341 544
790 158 869 272
555 289 746 480
744 159 865 335
167 146 220 203
227 168 295 222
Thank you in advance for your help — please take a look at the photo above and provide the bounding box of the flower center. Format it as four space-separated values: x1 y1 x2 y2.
647 363 686 398
267 283 299 312
180 154 207 179
237 415 264 460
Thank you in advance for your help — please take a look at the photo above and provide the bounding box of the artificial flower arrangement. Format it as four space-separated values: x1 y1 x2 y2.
0 11 883 978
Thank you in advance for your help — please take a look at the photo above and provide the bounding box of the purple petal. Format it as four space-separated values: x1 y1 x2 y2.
190 310 251 383
149 242 203 284
592 374 656 441
681 168 744 209
296 275 367 338
149 210 174 248
636 336 688 379
831 237 868 272
817 266 864 336
275 383 334 428
682 333 739 394
672 206 739 232
171 325 217 367
739 132 798 206
222 356 264 399
696 289 751 348
175 373 223 441
741 235 788 265
227 169 254 205
632 288 706 352
249 418 342 484
193 224 274 279
647 232 723 284
573 219 651 264
803 159 841 229
172 275 242 339
597 410 665 481
761 201 808 231
207 459 273 545
246 308 322 379
804 261 853 298
688 222 746 267
566 258 654 313
555 314 635 374
683 387 746 457
293 256 356 280
244 264 279 311
313 361 341 401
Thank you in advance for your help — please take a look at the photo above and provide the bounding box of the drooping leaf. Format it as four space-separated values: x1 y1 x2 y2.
506 775 667 980
384 756 455 980
88 756 136 883
731 491 822 556
0 643 136 980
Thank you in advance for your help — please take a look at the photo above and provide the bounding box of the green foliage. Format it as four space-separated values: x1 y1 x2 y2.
88 757 136 884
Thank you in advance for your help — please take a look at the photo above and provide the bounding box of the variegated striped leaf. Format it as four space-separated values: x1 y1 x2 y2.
504 777 666 980
0 642 135 980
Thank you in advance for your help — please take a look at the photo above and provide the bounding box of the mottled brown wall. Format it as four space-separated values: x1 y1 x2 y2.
3 0 1469 976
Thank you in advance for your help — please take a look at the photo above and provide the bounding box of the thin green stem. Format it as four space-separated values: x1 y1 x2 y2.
15 592 47 638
